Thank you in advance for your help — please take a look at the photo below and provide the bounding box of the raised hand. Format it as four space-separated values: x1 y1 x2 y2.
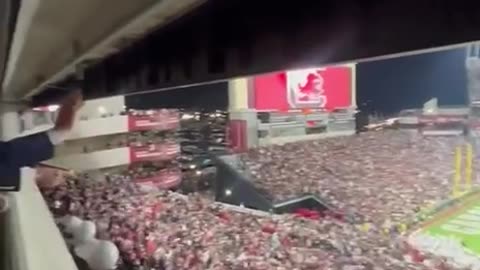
54 90 84 132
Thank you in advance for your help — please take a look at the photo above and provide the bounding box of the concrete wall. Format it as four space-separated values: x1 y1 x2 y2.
78 96 125 119
55 134 126 156
47 147 130 171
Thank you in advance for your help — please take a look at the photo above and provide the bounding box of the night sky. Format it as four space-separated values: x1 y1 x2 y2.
125 47 469 114
357 47 468 116
126 81 229 110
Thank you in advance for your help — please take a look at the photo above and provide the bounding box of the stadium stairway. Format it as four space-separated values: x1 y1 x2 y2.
213 154 338 217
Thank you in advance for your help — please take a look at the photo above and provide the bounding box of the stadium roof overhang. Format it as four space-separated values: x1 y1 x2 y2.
0 0 204 100
0 0 19 94
3 0 480 104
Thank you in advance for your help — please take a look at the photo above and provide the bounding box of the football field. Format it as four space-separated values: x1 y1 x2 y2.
422 195 480 255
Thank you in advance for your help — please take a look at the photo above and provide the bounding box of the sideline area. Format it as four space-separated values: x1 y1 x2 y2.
415 191 480 256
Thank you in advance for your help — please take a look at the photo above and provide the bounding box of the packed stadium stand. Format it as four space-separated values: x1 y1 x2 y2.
4 3 480 269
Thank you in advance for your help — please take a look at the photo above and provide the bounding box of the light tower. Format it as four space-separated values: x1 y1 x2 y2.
466 43 480 143
464 43 480 187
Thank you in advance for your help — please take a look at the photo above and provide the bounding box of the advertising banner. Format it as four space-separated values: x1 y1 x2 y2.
418 115 467 124
128 113 179 131
129 143 179 163
134 170 182 190
254 66 352 111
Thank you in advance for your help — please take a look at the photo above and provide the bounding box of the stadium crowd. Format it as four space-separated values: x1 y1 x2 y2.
42 175 453 270
241 130 468 226
127 131 177 148
122 162 176 180
40 130 472 269
80 131 178 153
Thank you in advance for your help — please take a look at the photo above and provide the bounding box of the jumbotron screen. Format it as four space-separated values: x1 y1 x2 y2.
254 66 353 111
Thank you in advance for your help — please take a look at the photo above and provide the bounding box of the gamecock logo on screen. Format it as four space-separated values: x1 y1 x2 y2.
286 68 327 108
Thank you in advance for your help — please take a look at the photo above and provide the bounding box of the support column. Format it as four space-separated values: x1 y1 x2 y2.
0 103 21 140
347 63 357 108
466 44 480 161
228 78 258 151
228 78 250 111
0 97 78 270
0 102 22 270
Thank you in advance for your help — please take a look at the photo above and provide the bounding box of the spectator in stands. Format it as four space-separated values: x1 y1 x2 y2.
0 90 83 191
241 131 463 226
36 165 75 189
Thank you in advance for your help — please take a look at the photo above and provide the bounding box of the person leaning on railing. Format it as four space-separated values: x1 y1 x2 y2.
0 90 83 192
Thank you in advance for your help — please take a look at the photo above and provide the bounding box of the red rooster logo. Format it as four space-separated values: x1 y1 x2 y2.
287 68 327 108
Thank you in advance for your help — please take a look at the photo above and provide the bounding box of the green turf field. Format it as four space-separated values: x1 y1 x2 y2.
423 198 480 255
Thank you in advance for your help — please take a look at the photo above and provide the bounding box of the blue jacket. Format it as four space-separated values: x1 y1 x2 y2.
0 132 54 191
